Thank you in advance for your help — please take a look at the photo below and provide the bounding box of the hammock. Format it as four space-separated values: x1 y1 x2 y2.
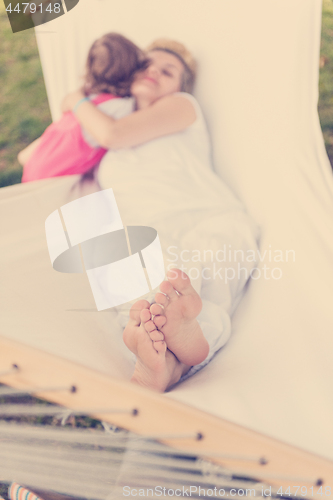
0 336 332 498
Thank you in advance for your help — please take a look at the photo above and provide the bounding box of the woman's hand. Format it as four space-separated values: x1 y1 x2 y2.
61 90 85 114
73 94 196 150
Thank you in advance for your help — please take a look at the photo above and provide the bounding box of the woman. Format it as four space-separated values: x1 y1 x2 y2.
62 39 258 392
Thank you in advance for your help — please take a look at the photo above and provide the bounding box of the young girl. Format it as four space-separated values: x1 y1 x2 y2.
19 33 147 182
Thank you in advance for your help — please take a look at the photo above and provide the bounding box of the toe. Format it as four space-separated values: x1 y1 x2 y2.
150 303 164 316
154 292 169 307
144 319 157 333
166 268 192 295
153 340 167 354
159 280 179 301
140 308 151 324
130 299 150 324
153 315 167 328
149 330 164 341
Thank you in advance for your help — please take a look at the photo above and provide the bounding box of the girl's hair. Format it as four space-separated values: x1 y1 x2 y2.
146 39 197 94
83 33 148 97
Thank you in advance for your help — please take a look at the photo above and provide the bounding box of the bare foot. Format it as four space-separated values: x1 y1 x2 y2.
123 299 186 392
150 269 209 366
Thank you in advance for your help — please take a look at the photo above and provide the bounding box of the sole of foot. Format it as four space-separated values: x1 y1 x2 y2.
123 299 182 392
150 269 209 366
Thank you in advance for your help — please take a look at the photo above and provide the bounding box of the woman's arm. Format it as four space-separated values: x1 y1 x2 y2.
17 137 42 165
62 90 196 150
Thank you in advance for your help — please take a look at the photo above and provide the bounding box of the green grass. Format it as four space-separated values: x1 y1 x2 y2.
0 1 333 188
319 0 333 164
0 0 52 187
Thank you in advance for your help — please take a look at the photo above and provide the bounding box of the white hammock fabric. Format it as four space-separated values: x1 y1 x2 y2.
1 0 333 466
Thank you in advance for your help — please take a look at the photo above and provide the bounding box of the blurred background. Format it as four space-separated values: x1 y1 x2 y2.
0 0 332 188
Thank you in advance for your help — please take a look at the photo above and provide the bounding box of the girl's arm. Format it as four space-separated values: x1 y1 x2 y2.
62 90 196 150
17 138 42 165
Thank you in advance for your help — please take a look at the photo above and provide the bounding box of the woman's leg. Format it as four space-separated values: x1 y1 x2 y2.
122 212 258 391
157 214 258 382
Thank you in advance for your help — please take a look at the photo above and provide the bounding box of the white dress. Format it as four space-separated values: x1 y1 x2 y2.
98 92 259 379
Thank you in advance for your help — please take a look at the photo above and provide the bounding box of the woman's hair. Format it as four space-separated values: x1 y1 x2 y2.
146 39 197 93
83 33 148 97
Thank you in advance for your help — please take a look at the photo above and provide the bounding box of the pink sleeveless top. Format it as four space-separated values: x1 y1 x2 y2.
22 94 118 183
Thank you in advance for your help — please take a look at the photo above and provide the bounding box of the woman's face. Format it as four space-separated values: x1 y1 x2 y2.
131 50 184 106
